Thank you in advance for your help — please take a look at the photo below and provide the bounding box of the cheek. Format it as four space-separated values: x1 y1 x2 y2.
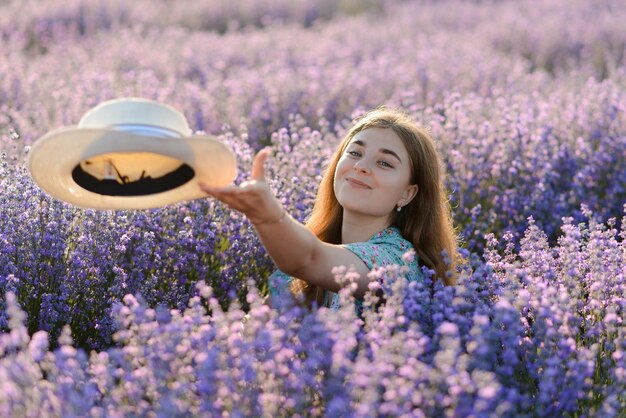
334 157 350 178
332 162 344 192
382 174 411 197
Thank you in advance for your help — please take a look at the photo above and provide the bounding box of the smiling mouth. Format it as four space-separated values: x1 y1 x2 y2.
346 178 371 189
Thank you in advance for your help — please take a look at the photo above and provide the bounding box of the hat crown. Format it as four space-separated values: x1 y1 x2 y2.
78 98 192 137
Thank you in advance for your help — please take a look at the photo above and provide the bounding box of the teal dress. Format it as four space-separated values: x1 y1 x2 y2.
268 227 422 310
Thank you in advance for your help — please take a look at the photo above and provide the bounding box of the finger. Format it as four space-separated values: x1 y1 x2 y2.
202 187 246 208
199 182 239 195
240 179 270 189
251 148 271 181
210 193 260 214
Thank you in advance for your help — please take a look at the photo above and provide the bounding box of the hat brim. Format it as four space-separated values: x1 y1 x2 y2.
28 127 237 209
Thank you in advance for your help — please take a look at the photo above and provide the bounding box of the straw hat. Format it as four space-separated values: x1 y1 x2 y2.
28 98 237 209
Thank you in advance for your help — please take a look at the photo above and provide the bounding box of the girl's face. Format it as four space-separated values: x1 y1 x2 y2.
333 127 418 222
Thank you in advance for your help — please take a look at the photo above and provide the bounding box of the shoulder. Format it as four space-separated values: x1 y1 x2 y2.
368 227 413 251
343 227 415 270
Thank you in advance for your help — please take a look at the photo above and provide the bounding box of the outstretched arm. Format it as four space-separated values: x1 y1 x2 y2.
199 148 371 295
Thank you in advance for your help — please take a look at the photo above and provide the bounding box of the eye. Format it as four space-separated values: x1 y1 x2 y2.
347 150 361 157
378 160 394 168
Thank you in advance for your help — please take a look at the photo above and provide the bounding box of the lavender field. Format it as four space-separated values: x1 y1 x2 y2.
1 0 625 416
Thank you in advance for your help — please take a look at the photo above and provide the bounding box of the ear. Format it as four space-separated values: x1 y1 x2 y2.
399 183 418 207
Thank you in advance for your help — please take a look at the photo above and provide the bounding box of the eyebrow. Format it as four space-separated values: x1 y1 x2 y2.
352 139 403 164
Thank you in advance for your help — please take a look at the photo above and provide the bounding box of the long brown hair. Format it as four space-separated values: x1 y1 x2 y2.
292 106 458 304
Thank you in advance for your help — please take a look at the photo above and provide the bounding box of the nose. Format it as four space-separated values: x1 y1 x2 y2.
353 159 371 174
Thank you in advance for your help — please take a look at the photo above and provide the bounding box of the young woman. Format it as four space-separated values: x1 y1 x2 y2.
200 106 458 309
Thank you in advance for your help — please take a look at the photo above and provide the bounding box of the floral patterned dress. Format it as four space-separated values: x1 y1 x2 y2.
268 227 422 310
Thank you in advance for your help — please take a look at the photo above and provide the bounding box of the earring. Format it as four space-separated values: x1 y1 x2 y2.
397 205 402 212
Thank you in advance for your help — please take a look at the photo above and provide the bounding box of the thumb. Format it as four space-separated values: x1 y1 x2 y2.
251 147 270 181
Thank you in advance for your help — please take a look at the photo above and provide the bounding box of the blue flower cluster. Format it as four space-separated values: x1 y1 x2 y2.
1 210 624 416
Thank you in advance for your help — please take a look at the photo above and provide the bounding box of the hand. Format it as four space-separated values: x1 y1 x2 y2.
199 148 285 225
